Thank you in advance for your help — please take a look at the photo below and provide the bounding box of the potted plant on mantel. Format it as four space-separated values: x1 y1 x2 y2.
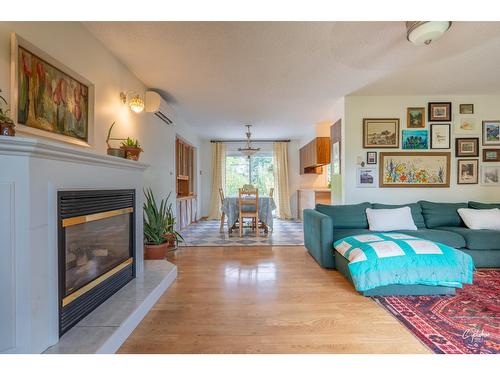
163 192 184 250
0 89 15 136
105 122 125 158
143 188 170 260
120 137 143 161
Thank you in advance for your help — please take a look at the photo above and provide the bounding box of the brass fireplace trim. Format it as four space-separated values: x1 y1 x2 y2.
62 257 134 307
62 207 134 227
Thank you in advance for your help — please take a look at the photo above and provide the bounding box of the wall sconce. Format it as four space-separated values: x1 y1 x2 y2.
120 91 145 113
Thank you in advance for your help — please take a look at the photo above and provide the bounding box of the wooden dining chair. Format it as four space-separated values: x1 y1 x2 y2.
218 188 225 233
239 187 259 237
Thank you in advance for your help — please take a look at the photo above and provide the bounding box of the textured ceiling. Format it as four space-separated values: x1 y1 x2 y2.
83 21 500 140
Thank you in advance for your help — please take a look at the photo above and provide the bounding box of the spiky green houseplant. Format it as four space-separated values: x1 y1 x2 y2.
164 192 184 247
143 188 168 246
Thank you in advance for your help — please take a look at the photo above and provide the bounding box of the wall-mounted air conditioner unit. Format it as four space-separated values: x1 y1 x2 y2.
145 90 175 125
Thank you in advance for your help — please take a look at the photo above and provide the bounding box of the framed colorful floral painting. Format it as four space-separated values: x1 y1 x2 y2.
379 152 451 188
10 33 94 147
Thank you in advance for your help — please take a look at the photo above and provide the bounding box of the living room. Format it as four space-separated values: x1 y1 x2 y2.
1 1 499 374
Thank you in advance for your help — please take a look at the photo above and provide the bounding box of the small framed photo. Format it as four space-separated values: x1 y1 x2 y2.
481 165 500 186
428 102 452 122
430 124 451 149
482 120 500 146
366 151 377 165
483 148 500 162
455 118 478 134
356 167 378 188
407 107 425 128
459 104 474 115
402 129 428 149
362 118 400 148
455 138 479 157
457 159 479 185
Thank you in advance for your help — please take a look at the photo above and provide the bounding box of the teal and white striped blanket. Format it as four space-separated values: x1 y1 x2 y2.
334 233 474 292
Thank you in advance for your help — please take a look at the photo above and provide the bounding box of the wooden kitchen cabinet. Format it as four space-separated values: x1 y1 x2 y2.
299 137 331 174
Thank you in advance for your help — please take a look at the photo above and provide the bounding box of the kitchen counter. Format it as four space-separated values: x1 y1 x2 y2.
297 189 331 219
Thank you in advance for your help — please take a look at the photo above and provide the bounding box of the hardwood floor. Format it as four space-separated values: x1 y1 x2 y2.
118 246 429 354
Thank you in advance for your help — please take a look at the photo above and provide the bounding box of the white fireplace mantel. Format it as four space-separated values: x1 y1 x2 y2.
0 135 150 354
0 136 150 170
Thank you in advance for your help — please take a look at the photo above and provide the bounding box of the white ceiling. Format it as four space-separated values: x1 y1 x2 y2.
83 21 500 140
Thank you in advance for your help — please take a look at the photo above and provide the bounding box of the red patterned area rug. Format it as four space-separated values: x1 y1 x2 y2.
373 270 500 354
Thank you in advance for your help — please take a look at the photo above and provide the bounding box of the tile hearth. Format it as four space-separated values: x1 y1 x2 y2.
44 260 176 354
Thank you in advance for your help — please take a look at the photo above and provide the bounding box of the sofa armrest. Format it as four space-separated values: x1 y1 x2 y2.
303 209 335 268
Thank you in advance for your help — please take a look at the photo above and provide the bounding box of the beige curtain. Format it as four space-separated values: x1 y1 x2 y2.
207 142 226 220
273 142 292 219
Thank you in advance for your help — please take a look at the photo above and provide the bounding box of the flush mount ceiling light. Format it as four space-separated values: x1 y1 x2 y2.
238 124 261 158
406 21 452 45
120 91 145 113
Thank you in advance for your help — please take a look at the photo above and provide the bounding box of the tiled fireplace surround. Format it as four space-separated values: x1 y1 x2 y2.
0 136 176 353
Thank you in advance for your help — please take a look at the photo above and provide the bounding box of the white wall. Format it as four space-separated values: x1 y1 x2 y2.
0 21 201 214
343 95 500 204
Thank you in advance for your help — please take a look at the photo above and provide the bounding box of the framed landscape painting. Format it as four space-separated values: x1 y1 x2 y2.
482 120 500 146
363 118 400 148
10 33 94 147
481 165 500 186
428 102 452 122
456 138 479 157
407 107 425 128
402 129 428 149
457 159 478 185
483 148 500 162
379 152 451 188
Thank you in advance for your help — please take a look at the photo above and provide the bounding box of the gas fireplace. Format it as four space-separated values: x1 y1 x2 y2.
57 190 135 336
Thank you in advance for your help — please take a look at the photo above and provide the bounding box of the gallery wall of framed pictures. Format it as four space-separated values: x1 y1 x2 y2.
357 100 500 189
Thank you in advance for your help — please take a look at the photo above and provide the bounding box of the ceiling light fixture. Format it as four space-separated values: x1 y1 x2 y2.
120 91 145 113
238 124 261 158
406 21 452 45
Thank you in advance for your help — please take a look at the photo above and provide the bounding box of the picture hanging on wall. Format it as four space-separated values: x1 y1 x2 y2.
406 107 425 128
379 152 450 188
455 118 478 134
356 167 378 188
455 138 479 157
402 129 428 149
483 148 500 162
428 102 452 122
10 33 94 147
430 124 451 149
363 118 400 148
481 165 500 186
459 104 474 114
482 120 500 146
457 159 479 185
366 151 377 165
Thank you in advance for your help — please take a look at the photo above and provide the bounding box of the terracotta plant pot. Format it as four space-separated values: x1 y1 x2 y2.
120 146 142 161
144 242 168 260
163 233 177 250
0 122 15 136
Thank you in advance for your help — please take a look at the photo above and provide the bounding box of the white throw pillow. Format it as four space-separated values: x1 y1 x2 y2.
365 207 418 232
457 208 500 230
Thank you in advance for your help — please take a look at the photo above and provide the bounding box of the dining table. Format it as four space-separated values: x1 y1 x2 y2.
222 196 276 232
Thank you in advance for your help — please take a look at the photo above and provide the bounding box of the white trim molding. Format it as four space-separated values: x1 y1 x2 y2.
0 136 149 171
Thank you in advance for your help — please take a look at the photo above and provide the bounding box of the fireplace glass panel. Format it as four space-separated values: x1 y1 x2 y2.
64 213 131 296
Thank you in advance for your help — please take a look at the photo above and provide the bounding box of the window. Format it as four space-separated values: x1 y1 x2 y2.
225 152 274 196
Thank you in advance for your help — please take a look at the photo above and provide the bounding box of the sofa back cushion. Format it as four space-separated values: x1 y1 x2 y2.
315 202 372 229
468 201 500 209
372 203 426 228
419 200 467 228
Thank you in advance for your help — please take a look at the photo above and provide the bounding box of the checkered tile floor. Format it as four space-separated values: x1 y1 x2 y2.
179 219 304 247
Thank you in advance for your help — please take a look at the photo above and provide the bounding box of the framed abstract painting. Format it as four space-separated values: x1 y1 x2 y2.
10 33 94 147
379 152 451 188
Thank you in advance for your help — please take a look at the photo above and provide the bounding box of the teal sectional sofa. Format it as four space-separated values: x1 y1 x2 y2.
303 201 500 271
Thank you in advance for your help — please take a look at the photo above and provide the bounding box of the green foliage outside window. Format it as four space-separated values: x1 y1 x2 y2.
225 154 274 196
